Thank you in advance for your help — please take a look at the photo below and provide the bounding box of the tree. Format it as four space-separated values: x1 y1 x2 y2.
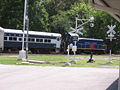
50 11 71 34
29 0 49 31
0 0 24 29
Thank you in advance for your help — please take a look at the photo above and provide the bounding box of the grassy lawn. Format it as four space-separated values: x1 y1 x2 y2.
0 54 119 68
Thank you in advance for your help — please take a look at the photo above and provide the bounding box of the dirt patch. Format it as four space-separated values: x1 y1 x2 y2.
17 61 65 65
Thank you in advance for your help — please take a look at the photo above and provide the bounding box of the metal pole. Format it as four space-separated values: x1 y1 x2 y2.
25 0 29 60
22 0 27 50
65 45 71 65
75 17 77 61
75 17 77 30
67 45 70 62
71 18 77 64
18 0 28 61
109 49 112 62
26 17 29 60
73 41 77 63
109 38 112 63
77 20 91 29
118 56 120 90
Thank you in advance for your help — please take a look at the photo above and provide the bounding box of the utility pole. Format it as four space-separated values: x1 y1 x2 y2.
19 0 29 61
26 16 29 60
25 0 29 61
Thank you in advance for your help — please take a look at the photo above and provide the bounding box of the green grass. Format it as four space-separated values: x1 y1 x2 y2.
0 55 119 68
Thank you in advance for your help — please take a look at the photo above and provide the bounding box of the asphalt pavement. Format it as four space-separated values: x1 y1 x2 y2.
0 65 119 90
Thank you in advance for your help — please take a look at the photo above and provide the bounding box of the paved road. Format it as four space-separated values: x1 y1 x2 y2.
0 65 119 90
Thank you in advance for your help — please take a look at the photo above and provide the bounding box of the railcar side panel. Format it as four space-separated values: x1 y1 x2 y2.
0 28 4 51
4 41 56 49
77 39 105 50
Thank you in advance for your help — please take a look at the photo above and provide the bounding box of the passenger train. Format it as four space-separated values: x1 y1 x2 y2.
0 27 106 54
0 27 61 53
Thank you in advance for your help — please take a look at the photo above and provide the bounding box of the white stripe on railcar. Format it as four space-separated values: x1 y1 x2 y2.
4 29 61 37
78 38 103 41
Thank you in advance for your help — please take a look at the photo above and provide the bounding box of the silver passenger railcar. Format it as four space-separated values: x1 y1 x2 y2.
0 27 61 53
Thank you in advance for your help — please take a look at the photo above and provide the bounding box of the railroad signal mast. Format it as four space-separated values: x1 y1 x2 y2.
106 25 116 63
65 17 94 65
70 17 84 64
70 17 94 34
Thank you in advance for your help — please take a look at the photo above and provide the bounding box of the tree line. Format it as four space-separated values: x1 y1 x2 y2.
0 0 120 53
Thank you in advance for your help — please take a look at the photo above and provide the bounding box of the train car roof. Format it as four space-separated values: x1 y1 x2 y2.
68 32 79 37
79 38 103 41
3 28 61 37
0 27 4 31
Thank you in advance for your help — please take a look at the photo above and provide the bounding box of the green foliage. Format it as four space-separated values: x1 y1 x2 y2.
50 11 71 34
0 0 24 29
29 0 49 31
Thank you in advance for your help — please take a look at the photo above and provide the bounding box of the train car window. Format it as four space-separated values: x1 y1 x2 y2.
4 37 7 40
48 40 51 43
13 37 17 41
9 37 12 40
36 38 40 42
19 38 22 41
16 34 18 36
40 39 43 42
19 34 22 37
44 39 51 43
44 39 48 42
28 38 31 42
11 34 14 36
36 38 43 42
28 38 35 42
31 38 34 42
16 34 20 37
24 38 26 41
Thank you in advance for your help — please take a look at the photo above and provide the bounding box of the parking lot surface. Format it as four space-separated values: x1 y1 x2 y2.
0 65 119 90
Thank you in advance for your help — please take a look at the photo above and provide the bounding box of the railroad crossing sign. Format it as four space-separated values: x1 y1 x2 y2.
107 25 116 35
70 27 83 35
70 17 84 35
106 25 116 41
